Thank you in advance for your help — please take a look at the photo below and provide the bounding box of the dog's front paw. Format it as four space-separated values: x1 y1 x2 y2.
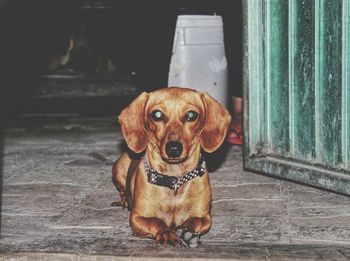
110 197 128 209
176 228 200 248
156 230 180 247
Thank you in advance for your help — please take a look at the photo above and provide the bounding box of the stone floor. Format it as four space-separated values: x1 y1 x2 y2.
1 114 350 260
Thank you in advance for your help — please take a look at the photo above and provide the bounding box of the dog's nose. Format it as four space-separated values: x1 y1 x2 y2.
166 141 183 158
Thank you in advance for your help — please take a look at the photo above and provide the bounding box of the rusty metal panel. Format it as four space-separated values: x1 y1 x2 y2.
265 0 290 154
315 0 343 168
243 0 350 195
343 0 350 170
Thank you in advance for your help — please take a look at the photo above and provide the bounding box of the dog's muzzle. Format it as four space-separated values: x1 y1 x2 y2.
165 141 183 158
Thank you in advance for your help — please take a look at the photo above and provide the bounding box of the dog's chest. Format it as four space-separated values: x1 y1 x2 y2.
134 165 210 226
146 180 209 225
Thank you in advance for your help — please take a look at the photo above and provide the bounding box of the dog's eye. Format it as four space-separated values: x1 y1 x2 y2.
185 111 198 122
151 110 164 121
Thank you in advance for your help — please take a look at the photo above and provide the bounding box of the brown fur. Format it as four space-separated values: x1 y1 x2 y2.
113 87 231 245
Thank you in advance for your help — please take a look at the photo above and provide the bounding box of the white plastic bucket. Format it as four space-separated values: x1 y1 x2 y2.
168 15 228 106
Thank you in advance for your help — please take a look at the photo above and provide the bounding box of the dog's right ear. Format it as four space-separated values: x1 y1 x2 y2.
118 92 149 153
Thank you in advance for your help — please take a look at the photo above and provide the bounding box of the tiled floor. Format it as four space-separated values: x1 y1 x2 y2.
1 115 350 260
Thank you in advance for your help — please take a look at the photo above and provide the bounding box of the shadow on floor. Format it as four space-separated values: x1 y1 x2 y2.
204 141 232 172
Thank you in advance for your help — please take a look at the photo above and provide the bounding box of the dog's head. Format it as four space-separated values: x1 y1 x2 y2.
119 87 231 163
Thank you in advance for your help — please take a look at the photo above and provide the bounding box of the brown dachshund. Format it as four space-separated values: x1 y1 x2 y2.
112 87 231 247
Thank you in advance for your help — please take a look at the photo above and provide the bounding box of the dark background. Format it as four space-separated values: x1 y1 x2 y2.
0 0 141 119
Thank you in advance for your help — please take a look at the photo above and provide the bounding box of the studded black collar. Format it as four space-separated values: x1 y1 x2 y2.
144 154 206 193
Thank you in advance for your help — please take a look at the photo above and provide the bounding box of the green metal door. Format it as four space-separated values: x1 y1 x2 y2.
243 0 350 195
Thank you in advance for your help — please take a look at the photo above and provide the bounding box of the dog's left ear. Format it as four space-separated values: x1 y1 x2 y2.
200 93 232 153
119 92 149 153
